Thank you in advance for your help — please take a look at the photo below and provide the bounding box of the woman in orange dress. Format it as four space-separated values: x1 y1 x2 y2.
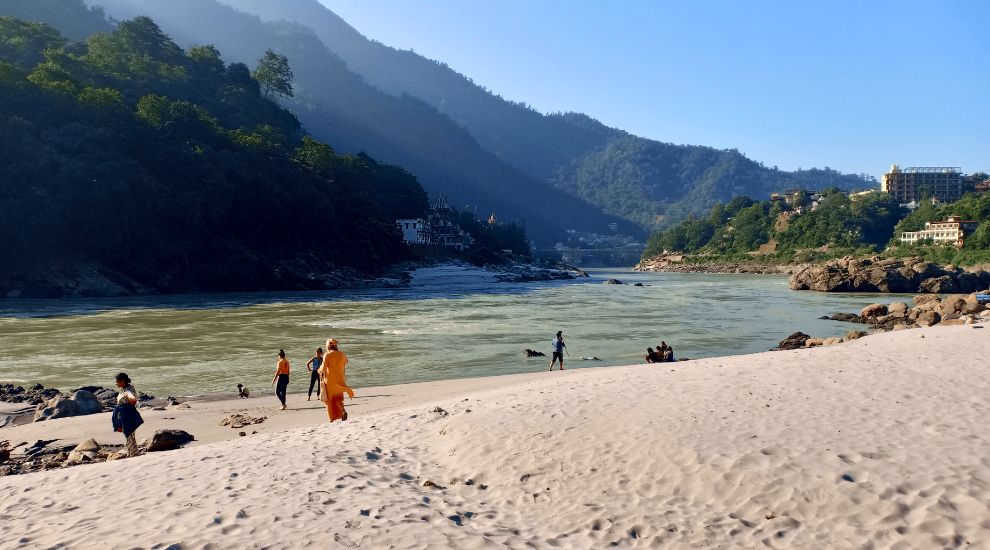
319 338 354 422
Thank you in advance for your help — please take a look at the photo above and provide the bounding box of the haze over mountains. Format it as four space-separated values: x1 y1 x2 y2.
7 0 872 243
223 0 873 228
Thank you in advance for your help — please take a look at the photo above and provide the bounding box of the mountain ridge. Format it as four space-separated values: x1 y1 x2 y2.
223 0 873 229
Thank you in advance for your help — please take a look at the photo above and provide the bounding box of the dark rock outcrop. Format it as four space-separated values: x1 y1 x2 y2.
144 429 195 452
775 332 811 350
789 256 990 293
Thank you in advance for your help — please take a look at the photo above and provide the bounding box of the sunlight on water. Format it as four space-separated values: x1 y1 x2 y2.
0 267 897 396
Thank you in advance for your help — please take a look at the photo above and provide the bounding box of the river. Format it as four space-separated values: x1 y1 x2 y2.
0 267 896 397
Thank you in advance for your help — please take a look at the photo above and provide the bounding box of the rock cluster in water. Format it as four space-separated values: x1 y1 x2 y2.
635 255 802 275
776 290 989 350
789 256 990 293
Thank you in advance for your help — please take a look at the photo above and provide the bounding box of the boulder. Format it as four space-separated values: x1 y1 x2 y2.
829 312 863 323
143 429 195 452
844 330 868 341
775 332 810 350
33 390 103 422
603 279 624 285
913 294 941 307
887 302 909 316
915 311 940 327
961 302 985 315
940 296 966 316
861 304 888 320
940 318 968 326
822 337 844 346
74 438 100 452
65 449 97 465
106 450 129 461
805 338 825 347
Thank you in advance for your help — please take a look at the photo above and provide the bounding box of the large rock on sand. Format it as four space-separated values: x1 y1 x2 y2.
33 390 103 422
775 332 810 350
143 429 195 452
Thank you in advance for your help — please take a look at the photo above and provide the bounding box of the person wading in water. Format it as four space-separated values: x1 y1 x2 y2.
271 349 290 410
319 338 354 422
306 347 324 401
549 331 566 371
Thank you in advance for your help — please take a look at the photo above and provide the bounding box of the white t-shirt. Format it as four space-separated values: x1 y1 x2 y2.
117 385 138 405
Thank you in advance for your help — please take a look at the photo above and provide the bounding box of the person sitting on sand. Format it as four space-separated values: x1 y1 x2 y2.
657 341 669 362
549 331 566 371
306 347 324 401
271 349 290 410
663 345 674 362
319 338 354 423
111 372 143 458
645 347 661 363
237 384 250 398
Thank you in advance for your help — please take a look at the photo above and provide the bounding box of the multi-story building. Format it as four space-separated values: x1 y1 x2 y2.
395 193 475 251
881 165 962 204
899 216 979 247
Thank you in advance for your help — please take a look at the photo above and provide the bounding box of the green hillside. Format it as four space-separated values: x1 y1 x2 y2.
0 13 430 296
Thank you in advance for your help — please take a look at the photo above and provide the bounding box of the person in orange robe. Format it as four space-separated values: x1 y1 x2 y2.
319 338 354 422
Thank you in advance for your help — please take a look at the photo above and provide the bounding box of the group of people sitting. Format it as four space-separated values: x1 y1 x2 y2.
645 341 674 363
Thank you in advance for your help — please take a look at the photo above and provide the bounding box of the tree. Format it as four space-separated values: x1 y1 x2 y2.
252 49 292 99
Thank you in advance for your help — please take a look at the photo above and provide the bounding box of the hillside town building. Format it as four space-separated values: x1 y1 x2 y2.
395 193 475 251
769 189 822 213
882 165 962 204
899 216 979 247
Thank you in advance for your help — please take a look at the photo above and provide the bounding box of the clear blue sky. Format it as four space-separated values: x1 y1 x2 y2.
320 0 989 179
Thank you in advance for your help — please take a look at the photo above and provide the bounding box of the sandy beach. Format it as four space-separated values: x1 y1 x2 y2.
2 324 989 549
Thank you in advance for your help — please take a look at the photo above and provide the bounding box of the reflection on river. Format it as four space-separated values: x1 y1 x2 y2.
0 267 896 396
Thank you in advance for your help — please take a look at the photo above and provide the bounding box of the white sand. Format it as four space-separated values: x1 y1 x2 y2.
2 325 989 549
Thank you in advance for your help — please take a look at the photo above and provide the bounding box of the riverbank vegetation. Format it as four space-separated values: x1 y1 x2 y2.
644 189 990 267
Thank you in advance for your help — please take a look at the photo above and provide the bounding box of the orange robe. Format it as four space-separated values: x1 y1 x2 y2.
319 350 354 422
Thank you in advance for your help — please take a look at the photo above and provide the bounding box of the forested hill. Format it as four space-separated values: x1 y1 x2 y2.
0 13 430 297
76 0 639 242
222 0 874 229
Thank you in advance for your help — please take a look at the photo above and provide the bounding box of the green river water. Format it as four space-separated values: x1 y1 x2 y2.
0 267 896 397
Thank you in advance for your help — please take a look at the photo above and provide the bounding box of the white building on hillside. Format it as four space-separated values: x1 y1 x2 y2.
899 216 979 247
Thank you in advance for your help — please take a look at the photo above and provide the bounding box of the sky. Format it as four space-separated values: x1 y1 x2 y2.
319 0 988 179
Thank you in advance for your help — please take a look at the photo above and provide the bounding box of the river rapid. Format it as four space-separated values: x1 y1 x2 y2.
0 267 897 397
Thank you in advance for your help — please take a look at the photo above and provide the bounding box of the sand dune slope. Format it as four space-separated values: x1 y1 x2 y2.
2 325 989 549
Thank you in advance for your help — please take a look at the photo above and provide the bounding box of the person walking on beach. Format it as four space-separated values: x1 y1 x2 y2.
271 349 290 410
306 347 324 401
319 338 354 422
111 372 143 457
549 331 566 371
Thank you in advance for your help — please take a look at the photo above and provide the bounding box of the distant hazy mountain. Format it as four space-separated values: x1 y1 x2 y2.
224 0 872 228
75 0 639 244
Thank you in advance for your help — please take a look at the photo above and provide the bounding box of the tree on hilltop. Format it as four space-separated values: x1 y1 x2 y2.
252 49 292 99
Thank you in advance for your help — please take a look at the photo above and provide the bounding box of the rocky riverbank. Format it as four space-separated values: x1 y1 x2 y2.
775 289 989 350
634 255 803 275
1 261 413 299
789 255 990 293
